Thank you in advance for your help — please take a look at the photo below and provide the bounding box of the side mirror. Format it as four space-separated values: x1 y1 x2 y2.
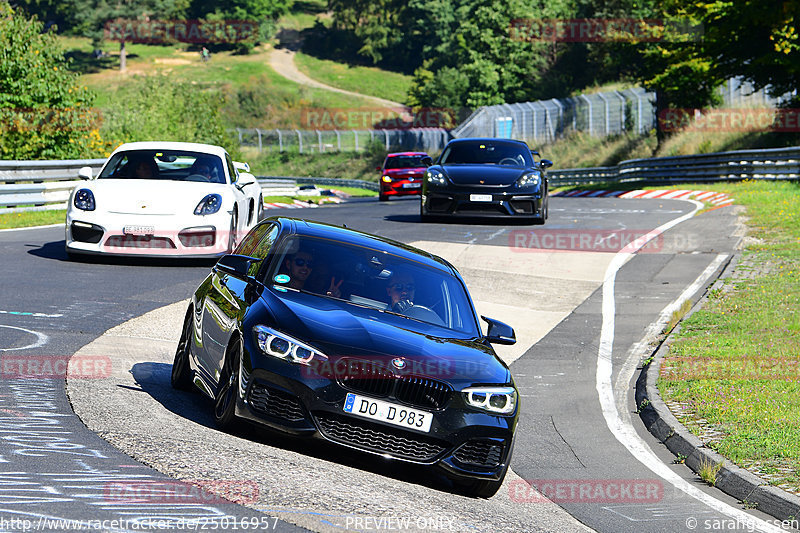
237 173 256 186
78 166 93 180
481 316 516 345
214 254 261 278
539 159 553 169
376 166 382 172
233 161 250 173
531 150 539 157
420 156 433 166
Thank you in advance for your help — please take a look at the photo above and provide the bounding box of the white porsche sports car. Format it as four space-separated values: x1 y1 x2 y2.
66 142 264 258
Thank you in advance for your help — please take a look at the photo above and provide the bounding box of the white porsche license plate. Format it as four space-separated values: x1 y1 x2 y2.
402 182 421 188
469 194 492 202
343 393 433 433
123 225 155 236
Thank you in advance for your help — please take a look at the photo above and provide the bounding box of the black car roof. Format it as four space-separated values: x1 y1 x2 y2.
444 137 531 147
264 217 456 274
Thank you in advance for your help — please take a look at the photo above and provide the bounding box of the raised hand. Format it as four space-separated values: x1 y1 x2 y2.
326 277 343 298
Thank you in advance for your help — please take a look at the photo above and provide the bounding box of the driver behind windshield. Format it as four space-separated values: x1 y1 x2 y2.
386 271 416 312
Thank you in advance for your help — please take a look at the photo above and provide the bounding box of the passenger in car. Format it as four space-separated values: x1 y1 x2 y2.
283 249 343 298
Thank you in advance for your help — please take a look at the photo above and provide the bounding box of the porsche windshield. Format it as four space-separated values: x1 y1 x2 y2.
98 150 227 184
267 235 479 335
439 141 532 166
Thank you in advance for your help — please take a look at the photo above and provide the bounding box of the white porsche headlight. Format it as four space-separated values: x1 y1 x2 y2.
194 194 222 215
73 189 96 211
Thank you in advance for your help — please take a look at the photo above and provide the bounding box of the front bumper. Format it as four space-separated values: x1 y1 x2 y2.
65 210 234 257
235 347 517 482
381 179 423 197
422 190 544 218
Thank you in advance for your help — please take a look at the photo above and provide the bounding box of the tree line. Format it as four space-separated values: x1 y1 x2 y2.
309 0 799 119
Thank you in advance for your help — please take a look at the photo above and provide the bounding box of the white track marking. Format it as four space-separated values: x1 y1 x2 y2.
596 200 783 533
0 325 48 352
0 309 63 318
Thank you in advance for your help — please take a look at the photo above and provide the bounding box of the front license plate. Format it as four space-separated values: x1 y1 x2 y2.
469 194 492 202
402 182 421 188
343 393 433 433
123 225 155 236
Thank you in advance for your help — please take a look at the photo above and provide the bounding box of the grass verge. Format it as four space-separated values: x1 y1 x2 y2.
654 179 800 494
294 51 411 105
0 210 65 230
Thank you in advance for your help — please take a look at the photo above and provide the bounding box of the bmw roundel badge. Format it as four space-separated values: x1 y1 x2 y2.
391 357 406 370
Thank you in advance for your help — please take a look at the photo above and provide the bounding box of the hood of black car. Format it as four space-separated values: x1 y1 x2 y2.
259 289 511 386
437 164 527 186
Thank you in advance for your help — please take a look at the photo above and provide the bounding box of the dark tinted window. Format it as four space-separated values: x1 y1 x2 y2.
439 142 532 166
384 156 427 169
235 223 279 277
267 235 479 335
98 150 226 183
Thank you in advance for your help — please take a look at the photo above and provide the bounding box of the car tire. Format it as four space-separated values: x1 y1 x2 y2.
171 309 194 391
379 193 388 202
214 337 242 431
419 202 431 222
532 197 548 225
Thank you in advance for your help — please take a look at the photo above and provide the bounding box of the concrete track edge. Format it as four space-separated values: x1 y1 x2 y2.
635 253 800 523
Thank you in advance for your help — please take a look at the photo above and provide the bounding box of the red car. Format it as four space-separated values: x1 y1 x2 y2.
378 152 429 201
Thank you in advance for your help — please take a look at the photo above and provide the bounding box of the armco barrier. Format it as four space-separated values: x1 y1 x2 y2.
0 159 379 212
2 147 797 211
549 146 800 187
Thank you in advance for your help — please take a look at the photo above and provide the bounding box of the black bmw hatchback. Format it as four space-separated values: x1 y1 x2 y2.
420 138 552 223
172 217 519 497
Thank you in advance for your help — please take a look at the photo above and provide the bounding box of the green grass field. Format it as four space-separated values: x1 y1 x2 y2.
0 210 65 229
657 180 800 494
294 52 411 105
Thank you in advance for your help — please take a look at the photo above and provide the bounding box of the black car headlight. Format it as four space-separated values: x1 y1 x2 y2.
426 170 446 187
253 325 328 365
462 386 517 415
194 194 222 215
515 171 541 189
73 189 96 211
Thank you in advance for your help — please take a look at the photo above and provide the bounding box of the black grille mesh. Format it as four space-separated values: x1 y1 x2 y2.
453 440 505 467
395 376 451 410
247 383 306 422
315 412 448 461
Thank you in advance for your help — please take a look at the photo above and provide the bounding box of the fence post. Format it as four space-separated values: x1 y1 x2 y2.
580 94 593 135
256 129 262 152
597 92 610 136
614 91 626 132
550 99 564 139
636 93 644 134
276 129 283 152
236 128 243 143
353 130 359 152
383 129 389 151
295 129 303 153
336 130 341 151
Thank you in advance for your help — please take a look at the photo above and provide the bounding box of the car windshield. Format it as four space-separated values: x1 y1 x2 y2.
98 150 227 184
384 155 427 169
267 235 479 336
439 141 532 166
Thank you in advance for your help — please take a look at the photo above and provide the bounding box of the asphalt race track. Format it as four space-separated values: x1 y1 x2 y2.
0 196 790 532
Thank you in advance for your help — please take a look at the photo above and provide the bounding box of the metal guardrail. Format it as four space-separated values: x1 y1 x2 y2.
2 147 797 212
549 146 800 187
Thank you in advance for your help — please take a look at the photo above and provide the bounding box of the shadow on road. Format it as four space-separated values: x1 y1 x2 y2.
27 240 218 268
130 361 468 496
